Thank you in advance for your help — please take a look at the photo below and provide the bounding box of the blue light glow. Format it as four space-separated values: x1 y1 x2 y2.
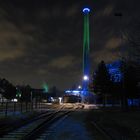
73 90 80 94
106 60 122 83
65 90 80 94
83 8 90 13
65 90 84 96
65 90 71 93
83 75 89 81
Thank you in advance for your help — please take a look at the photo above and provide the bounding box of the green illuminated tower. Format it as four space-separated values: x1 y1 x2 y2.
82 8 90 92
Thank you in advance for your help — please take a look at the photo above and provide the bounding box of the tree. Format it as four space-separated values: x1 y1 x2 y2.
119 59 140 109
123 20 140 61
16 85 32 102
0 78 16 99
92 61 111 106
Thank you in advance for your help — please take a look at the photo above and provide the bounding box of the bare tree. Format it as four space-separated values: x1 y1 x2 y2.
123 19 140 61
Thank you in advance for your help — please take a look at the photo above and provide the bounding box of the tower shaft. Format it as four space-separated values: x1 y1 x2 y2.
83 9 90 91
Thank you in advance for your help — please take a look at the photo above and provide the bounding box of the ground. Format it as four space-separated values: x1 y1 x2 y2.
40 111 95 140
86 109 140 140
0 103 140 140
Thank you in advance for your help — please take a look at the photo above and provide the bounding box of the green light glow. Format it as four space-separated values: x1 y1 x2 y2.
43 83 49 93
83 11 90 75
16 92 21 98
82 7 90 92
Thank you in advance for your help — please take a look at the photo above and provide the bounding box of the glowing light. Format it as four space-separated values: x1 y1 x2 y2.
65 90 71 93
73 90 80 94
65 90 86 96
50 97 54 102
43 83 49 93
78 85 82 89
65 90 80 94
83 8 90 13
83 75 89 81
16 93 21 98
16 87 21 98
11 99 18 102
59 97 62 104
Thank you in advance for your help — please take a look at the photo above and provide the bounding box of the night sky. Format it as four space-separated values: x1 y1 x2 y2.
0 0 140 90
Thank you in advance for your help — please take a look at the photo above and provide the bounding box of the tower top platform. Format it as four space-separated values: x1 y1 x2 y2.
83 8 90 14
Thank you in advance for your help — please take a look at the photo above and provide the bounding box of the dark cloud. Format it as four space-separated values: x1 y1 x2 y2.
0 0 140 89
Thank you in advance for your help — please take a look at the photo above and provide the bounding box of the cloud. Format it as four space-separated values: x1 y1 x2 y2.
96 5 114 18
105 37 122 50
91 50 120 64
0 48 24 61
37 69 48 75
48 55 76 69
0 21 33 62
103 5 114 16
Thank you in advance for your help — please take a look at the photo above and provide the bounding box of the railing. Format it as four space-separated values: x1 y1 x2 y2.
0 101 47 116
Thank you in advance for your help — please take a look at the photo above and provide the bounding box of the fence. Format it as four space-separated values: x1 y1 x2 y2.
0 101 46 117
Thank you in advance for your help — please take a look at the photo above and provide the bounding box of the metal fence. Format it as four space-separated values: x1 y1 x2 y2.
0 102 45 116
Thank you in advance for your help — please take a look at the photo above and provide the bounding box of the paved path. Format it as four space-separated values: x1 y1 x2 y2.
43 111 95 140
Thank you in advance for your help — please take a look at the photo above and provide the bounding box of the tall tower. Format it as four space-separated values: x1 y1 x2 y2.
82 8 90 93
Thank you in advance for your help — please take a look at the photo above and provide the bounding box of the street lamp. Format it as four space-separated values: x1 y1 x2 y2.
83 75 89 81
78 85 82 89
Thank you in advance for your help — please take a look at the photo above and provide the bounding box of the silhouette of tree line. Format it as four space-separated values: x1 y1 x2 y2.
0 78 16 100
0 79 32 102
0 78 59 102
90 60 140 109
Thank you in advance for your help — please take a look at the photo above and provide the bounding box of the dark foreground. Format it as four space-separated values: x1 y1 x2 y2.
86 109 140 140
0 105 140 140
42 111 95 140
